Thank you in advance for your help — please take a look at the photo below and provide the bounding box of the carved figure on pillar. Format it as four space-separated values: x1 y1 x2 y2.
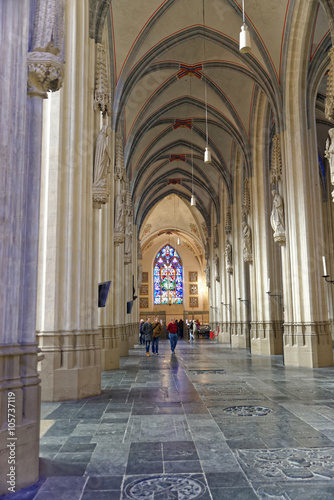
124 217 133 259
270 190 286 243
214 254 220 282
93 125 111 208
28 0 65 98
138 263 143 287
114 191 126 234
213 224 219 248
242 221 252 263
325 129 334 196
138 239 143 260
205 261 211 288
225 240 233 274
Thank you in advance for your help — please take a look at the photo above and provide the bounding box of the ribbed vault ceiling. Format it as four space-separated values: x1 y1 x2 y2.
91 0 331 247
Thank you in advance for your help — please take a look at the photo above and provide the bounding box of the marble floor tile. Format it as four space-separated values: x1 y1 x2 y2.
11 341 334 499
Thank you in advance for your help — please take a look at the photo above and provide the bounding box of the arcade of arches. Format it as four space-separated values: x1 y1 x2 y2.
3 0 334 494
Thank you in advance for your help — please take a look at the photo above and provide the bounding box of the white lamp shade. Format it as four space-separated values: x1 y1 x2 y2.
239 24 251 53
204 147 211 163
177 237 181 245
190 195 196 206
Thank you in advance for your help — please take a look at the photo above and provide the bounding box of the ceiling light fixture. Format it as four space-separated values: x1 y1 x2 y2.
239 0 251 53
203 0 211 163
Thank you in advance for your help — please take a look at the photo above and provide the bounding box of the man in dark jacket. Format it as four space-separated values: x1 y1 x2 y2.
142 317 153 357
167 318 178 354
152 317 162 355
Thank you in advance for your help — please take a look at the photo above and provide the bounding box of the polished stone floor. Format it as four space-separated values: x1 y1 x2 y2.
4 340 334 499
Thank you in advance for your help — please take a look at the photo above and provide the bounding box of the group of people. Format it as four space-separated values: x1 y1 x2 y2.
187 319 200 340
139 317 186 355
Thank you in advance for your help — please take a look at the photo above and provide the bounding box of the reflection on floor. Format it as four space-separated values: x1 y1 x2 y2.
4 340 334 499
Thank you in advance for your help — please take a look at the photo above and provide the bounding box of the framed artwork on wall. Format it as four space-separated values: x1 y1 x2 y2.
189 271 198 282
189 284 198 295
142 272 148 283
140 298 149 308
140 285 148 295
189 297 198 308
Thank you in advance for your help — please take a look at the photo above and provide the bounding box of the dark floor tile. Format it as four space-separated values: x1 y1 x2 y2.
63 436 93 444
128 450 163 463
210 487 258 499
130 442 162 452
39 458 87 477
205 472 249 488
85 476 123 490
43 420 80 437
125 461 163 475
164 460 202 473
225 437 266 450
60 442 97 453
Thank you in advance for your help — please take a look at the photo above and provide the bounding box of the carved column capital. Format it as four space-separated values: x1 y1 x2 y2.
27 51 65 98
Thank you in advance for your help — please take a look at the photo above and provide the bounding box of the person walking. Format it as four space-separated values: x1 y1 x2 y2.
143 317 153 356
152 317 162 355
177 318 184 339
167 318 178 354
139 319 145 345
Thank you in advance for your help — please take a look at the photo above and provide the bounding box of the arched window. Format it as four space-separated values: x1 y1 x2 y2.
154 245 183 305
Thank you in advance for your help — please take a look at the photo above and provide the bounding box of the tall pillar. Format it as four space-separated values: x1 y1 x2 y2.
231 151 250 348
37 0 101 400
249 92 283 355
0 0 45 493
282 0 333 367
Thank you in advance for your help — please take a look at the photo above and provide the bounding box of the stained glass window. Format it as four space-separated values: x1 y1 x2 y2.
153 245 183 305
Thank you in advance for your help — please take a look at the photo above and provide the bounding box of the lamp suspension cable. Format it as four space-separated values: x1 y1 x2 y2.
189 75 196 206
239 0 251 53
203 0 211 163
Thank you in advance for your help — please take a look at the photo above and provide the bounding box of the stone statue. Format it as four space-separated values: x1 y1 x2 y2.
138 240 143 260
325 128 334 185
270 190 285 233
138 263 143 287
124 218 133 255
93 124 111 187
242 221 252 263
114 190 126 233
214 254 220 282
225 240 233 274
205 261 211 288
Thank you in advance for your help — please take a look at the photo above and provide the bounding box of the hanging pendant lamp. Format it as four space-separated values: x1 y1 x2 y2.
190 195 196 207
239 0 251 53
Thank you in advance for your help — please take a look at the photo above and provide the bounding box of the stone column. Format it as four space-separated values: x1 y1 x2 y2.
231 152 250 348
37 0 101 400
249 92 283 355
282 0 333 367
0 0 45 493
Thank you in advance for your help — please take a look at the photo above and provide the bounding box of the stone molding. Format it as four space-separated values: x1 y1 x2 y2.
270 134 282 184
94 43 111 116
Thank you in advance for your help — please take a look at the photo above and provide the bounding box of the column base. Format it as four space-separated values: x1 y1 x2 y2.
0 344 40 496
283 322 334 368
100 326 120 371
218 322 231 343
231 322 250 348
118 326 128 357
38 331 101 402
250 321 283 355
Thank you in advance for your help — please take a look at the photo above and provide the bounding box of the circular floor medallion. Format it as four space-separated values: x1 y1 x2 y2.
123 475 206 499
222 405 273 417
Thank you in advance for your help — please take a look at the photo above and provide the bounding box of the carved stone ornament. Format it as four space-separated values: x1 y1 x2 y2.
27 51 64 98
225 204 232 235
114 133 126 182
138 240 143 261
94 43 111 116
242 178 250 216
270 134 282 185
114 233 125 246
28 0 65 98
325 47 334 122
214 254 220 282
